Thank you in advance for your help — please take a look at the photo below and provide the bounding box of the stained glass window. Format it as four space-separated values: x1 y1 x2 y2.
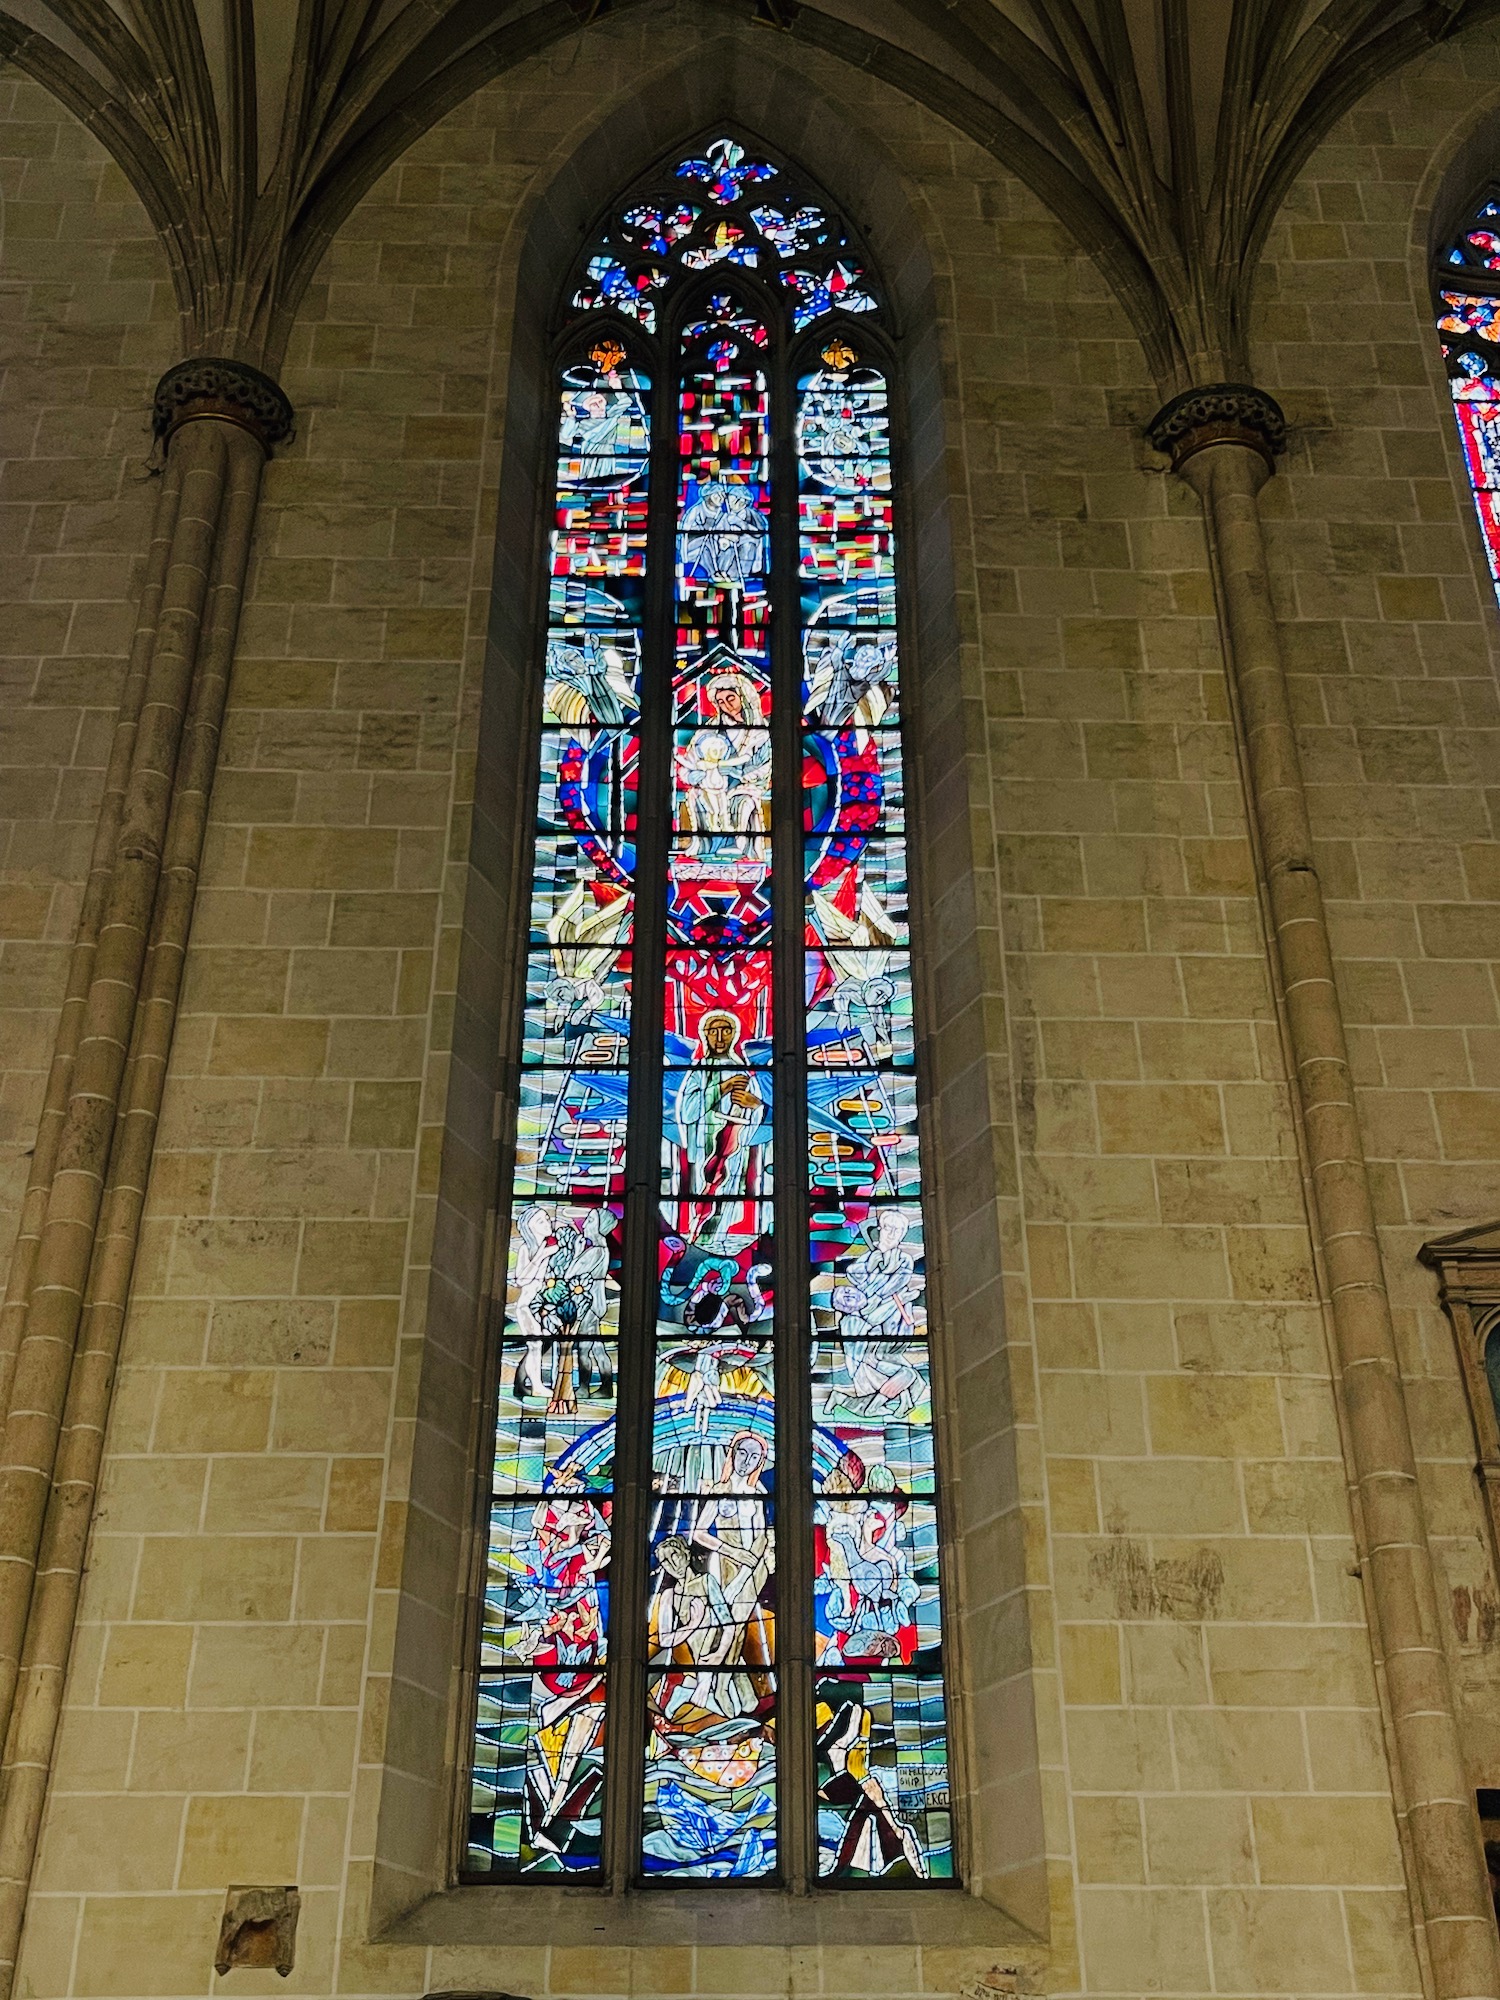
469 135 952 1890
1437 193 1500 602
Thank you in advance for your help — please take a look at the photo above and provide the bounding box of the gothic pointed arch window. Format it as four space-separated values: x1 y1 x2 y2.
1436 191 1500 602
467 135 953 1890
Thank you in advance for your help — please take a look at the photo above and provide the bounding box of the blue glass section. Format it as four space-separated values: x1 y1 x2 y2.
473 342 650 1878
643 1670 778 1878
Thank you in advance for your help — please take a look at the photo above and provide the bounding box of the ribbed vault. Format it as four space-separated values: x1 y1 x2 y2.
0 0 1495 385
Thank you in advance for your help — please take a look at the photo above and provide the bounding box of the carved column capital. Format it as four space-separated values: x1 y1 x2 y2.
152 356 295 454
1146 381 1286 473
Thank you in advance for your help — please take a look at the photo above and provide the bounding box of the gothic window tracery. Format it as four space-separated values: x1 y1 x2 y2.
1436 192 1500 600
467 135 953 1889
1420 1224 1500 1576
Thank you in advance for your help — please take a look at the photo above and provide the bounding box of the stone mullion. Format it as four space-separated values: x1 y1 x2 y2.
1152 387 1500 2000
0 450 185 1424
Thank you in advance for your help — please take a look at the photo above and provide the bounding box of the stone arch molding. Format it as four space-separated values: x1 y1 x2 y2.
1417 80 1500 270
376 28 1049 1951
3 0 1496 390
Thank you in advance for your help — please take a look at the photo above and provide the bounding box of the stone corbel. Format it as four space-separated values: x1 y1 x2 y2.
1146 380 1287 473
151 356 296 454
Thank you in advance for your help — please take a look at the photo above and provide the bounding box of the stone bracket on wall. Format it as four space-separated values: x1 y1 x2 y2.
151 358 296 454
213 1886 300 1976
1145 381 1288 472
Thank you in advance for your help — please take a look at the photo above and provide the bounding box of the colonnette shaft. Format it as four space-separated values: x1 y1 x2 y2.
0 361 293 1997
1152 385 1500 2000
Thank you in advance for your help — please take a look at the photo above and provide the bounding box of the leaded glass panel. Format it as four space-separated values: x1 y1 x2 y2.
1437 193 1500 601
470 133 953 1890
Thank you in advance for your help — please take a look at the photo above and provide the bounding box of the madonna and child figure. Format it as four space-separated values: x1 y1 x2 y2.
675 668 770 844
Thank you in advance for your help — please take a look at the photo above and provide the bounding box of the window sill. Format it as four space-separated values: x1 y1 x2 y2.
382 1882 1039 1949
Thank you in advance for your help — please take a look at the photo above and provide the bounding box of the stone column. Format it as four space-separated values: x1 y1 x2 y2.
1151 384 1500 2000
0 359 293 1998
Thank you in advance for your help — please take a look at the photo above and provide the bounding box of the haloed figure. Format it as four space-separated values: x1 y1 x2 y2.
675 1013 767 1211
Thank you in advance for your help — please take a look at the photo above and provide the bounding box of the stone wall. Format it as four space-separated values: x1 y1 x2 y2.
973 89 1440 1998
1 8 1498 1998
4 56 510 1995
0 72 174 1273
1252 26 1500 1796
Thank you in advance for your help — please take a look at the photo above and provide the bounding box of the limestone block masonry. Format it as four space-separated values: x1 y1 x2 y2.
0 8 1499 2000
